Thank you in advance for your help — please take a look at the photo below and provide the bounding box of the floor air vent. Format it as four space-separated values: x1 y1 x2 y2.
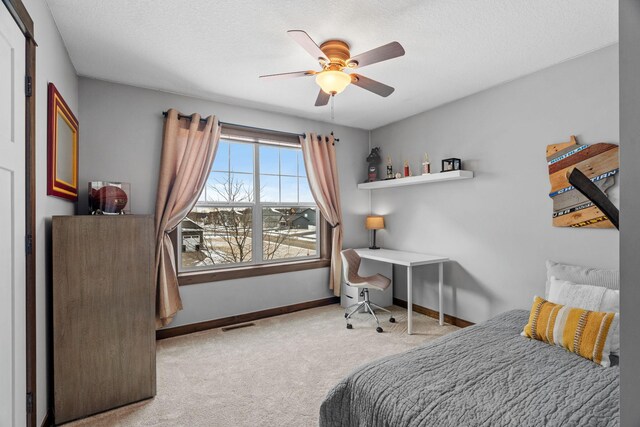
221 323 256 332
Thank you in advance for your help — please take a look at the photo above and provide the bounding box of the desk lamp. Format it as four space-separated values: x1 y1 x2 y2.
365 215 385 249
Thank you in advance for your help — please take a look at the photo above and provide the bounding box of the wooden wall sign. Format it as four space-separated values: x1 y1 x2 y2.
547 135 619 228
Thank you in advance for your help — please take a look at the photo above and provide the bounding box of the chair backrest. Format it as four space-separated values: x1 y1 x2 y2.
341 249 362 285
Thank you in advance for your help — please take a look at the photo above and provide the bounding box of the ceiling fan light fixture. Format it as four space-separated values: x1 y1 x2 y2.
260 31 405 106
315 70 351 95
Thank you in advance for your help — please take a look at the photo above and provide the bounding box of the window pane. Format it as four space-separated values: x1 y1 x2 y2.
259 145 279 175
262 207 317 261
260 174 279 202
280 148 298 176
228 173 254 203
297 151 306 177
299 177 314 203
280 176 298 203
230 141 253 173
212 140 229 171
204 171 230 202
180 206 253 268
197 185 206 203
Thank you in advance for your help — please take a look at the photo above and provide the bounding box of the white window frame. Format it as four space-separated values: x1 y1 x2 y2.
177 135 321 273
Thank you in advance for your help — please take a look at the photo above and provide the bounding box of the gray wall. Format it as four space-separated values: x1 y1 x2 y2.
78 77 370 328
619 1 640 425
23 0 79 423
370 45 619 323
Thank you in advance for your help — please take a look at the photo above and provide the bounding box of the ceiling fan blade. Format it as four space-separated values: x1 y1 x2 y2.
259 70 316 80
288 30 328 62
315 89 330 107
348 42 405 69
351 74 395 97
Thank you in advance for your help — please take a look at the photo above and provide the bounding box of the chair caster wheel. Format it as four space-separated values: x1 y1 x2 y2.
389 317 396 323
376 327 383 333
346 323 353 329
344 313 348 318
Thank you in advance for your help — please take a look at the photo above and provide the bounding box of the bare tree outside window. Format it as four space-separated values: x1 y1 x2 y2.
180 175 317 269
182 175 253 267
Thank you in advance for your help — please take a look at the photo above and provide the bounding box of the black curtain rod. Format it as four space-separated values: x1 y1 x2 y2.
162 110 208 123
161 111 339 142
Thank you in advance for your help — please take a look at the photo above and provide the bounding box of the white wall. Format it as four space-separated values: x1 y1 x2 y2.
22 0 78 423
77 77 370 328
619 1 640 425
370 45 619 323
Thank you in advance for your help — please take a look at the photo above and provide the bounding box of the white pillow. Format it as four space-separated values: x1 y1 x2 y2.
548 276 620 355
545 260 619 297
548 277 619 312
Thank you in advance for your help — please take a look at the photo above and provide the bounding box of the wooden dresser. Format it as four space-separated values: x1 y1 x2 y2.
52 215 156 424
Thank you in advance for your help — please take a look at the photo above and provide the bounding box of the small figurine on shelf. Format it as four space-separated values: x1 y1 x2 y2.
422 152 431 175
366 147 382 182
386 156 394 179
403 160 410 177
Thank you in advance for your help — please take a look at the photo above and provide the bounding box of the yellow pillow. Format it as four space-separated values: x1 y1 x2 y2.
522 296 618 367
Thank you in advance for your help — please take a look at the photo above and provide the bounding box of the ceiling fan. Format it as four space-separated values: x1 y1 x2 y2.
260 30 405 106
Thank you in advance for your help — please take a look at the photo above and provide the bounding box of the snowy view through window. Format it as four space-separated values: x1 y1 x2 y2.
179 139 319 270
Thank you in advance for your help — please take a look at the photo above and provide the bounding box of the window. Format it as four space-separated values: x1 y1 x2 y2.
178 128 325 279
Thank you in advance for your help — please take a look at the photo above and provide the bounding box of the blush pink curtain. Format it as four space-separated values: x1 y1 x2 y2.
300 133 343 296
155 109 221 327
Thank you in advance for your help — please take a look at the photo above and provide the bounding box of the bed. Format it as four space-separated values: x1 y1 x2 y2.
319 309 619 427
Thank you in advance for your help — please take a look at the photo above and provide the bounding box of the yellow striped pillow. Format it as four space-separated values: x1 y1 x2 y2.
522 296 618 367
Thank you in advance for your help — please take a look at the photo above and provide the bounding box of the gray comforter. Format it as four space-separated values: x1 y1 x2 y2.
320 310 619 427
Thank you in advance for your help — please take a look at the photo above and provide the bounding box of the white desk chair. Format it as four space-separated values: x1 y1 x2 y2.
341 248 395 333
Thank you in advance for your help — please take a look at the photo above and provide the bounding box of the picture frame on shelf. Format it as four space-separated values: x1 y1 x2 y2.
441 158 461 172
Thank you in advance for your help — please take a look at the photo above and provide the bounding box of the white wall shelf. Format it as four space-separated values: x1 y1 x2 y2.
357 170 474 190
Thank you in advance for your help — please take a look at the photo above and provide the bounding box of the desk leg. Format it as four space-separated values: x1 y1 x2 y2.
407 266 413 335
438 262 444 326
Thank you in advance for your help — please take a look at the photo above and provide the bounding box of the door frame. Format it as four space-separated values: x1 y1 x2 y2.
2 1 36 426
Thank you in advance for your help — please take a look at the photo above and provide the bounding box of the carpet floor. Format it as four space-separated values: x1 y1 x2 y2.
64 304 458 427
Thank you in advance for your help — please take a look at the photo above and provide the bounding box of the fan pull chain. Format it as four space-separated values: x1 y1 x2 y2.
330 94 335 121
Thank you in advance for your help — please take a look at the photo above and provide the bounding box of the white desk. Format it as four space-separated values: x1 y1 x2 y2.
355 248 449 334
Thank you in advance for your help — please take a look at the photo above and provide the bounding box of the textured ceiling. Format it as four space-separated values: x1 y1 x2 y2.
46 0 618 130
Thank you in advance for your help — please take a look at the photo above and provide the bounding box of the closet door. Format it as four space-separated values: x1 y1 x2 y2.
53 215 155 424
0 5 26 427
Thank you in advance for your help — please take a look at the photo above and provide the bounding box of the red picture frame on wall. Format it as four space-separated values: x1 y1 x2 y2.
47 83 79 201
